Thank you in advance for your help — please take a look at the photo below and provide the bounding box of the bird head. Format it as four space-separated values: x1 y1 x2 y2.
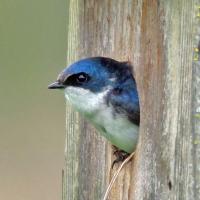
48 57 134 114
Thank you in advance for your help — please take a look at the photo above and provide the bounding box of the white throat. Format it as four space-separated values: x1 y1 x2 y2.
64 86 109 114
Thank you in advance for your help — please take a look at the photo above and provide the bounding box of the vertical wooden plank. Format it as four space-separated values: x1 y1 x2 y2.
64 1 82 200
64 1 108 200
132 0 199 199
131 1 166 199
64 1 143 199
78 1 143 200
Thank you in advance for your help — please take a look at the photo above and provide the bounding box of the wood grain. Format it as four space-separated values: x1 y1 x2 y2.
63 0 200 199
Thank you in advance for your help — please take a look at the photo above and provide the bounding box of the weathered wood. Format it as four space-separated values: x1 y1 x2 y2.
64 0 200 199
132 1 199 199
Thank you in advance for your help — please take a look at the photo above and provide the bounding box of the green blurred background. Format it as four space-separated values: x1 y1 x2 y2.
0 0 68 199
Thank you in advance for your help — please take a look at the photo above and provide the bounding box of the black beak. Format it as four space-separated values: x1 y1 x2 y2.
48 81 65 89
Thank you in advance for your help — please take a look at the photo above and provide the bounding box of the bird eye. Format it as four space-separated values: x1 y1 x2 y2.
76 73 89 83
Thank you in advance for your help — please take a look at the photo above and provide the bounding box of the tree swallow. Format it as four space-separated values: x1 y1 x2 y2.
48 57 140 155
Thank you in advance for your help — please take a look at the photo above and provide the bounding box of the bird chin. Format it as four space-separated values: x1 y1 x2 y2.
64 86 109 116
64 86 95 114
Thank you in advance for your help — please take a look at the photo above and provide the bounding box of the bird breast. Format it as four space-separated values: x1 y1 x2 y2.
64 86 139 152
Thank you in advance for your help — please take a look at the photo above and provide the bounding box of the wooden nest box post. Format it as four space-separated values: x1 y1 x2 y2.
63 1 200 200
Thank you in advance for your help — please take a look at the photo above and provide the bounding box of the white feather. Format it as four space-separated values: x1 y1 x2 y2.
65 86 109 113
